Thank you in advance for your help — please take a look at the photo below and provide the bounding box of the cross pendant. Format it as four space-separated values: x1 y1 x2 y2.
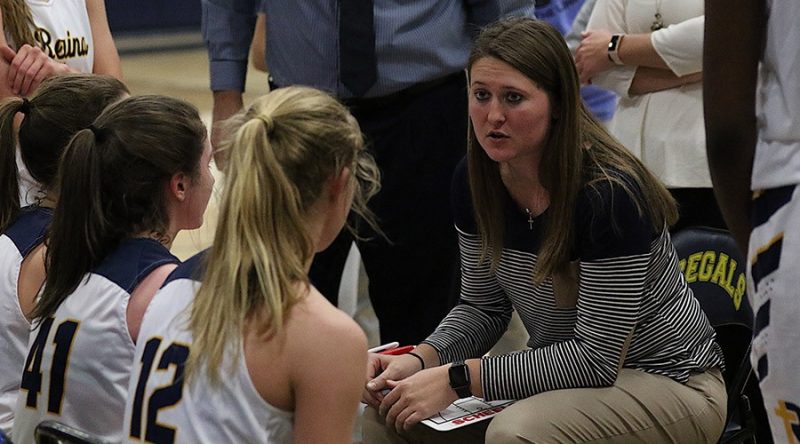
525 209 534 230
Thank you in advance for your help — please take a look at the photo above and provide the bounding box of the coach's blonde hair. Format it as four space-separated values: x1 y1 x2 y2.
188 87 380 383
1 1 37 49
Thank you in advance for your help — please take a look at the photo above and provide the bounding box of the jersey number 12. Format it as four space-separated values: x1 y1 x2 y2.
129 338 189 443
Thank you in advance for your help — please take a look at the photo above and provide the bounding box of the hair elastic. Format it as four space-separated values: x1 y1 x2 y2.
88 124 106 142
408 351 425 370
19 98 31 115
254 113 275 133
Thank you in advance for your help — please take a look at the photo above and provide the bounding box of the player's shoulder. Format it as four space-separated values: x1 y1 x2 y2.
298 285 365 345
287 284 367 359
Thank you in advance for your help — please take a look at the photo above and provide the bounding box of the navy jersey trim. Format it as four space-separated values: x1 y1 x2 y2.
93 238 179 293
751 235 783 292
162 249 208 287
751 184 796 228
4 206 52 257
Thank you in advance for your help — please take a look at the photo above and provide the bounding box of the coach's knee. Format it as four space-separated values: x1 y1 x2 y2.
485 402 556 443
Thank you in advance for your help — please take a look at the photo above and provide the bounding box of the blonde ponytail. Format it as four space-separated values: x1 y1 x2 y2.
188 87 381 384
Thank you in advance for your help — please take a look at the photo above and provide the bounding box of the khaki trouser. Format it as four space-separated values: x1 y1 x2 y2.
363 368 726 444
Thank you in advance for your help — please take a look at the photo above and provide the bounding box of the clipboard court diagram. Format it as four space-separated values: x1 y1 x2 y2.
422 397 516 431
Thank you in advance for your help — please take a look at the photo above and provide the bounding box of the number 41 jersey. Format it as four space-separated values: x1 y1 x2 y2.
123 251 294 444
13 238 178 443
0 206 51 435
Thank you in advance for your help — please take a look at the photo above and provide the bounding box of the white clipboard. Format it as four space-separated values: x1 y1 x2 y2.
421 397 515 431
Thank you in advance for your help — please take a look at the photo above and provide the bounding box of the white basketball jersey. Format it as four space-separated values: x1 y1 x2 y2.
14 1 95 205
24 0 94 73
751 0 800 189
0 207 51 435
123 252 294 444
12 238 177 444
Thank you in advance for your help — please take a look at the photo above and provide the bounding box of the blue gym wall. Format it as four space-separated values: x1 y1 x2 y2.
105 0 201 34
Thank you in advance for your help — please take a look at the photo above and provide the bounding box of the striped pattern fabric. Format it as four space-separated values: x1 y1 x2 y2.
424 162 724 401
425 229 724 401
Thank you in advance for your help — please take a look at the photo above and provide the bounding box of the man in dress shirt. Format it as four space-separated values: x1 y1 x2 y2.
201 1 536 345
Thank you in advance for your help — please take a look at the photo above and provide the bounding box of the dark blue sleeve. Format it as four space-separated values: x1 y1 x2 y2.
162 249 209 287
451 156 478 234
573 176 657 260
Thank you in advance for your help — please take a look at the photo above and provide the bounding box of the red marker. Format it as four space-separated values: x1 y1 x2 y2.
368 342 399 353
381 345 415 355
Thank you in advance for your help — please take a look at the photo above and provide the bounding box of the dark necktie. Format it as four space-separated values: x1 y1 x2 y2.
339 0 377 97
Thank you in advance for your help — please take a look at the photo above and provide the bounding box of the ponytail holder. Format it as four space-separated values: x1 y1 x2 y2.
19 98 31 115
255 114 274 134
88 124 106 142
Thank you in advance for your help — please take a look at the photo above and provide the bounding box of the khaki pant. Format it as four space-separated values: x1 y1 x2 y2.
363 368 726 444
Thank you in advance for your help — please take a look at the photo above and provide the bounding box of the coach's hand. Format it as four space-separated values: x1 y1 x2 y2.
362 353 422 408
380 365 457 432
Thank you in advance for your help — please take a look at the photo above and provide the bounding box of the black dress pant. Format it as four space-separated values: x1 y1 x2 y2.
309 73 467 345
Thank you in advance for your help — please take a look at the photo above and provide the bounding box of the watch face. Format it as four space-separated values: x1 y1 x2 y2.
608 35 620 51
449 362 470 388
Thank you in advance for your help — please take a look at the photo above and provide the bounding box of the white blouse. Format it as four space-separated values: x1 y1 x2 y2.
588 0 708 188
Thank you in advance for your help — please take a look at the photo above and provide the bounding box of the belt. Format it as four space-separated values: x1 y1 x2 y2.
341 71 465 112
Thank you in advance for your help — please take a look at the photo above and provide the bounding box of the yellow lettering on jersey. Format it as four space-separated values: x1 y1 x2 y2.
775 400 800 444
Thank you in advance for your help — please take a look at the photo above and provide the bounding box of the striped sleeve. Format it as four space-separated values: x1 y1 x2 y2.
422 229 513 363
479 180 657 400
480 253 649 400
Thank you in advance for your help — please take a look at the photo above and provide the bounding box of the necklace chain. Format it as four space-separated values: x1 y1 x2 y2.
524 208 535 230
651 0 663 31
